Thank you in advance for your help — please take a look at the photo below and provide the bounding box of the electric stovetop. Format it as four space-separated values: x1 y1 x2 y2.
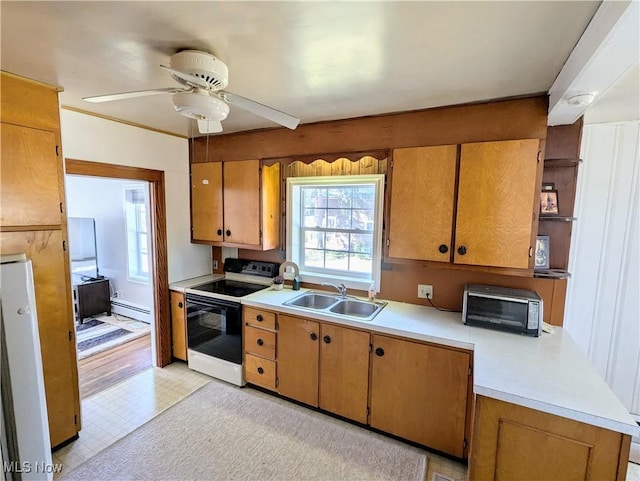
191 279 268 298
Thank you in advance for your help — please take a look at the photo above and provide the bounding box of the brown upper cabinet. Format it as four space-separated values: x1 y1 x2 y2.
190 159 280 249
387 139 540 270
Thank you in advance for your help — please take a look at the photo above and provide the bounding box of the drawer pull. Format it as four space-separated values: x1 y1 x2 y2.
178 302 183 308
310 332 317 341
226 229 232 237
257 338 264 346
457 245 467 256
323 335 331 344
217 229 223 236
375 347 385 357
257 367 264 375
438 244 449 254
256 314 263 322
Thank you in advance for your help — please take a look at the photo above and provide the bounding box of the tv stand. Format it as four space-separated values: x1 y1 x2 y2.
73 278 111 323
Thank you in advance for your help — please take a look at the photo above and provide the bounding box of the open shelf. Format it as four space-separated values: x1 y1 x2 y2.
533 269 572 279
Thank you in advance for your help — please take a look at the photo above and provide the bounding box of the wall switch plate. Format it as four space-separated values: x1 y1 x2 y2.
212 260 218 270
418 284 433 299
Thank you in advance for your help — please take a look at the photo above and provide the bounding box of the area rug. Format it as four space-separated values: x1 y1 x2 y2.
59 380 428 481
76 317 150 360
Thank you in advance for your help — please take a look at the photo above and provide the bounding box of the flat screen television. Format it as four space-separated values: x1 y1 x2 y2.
68 217 100 281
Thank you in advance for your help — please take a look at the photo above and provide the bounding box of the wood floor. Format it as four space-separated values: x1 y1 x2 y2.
78 334 152 399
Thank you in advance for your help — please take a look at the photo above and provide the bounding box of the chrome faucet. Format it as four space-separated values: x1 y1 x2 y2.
322 282 348 298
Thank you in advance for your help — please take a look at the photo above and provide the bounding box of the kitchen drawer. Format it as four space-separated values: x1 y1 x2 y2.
244 307 276 330
245 326 276 360
245 353 276 390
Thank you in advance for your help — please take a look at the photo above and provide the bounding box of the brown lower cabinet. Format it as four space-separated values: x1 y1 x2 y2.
469 395 632 481
369 334 471 458
243 308 472 459
169 290 187 361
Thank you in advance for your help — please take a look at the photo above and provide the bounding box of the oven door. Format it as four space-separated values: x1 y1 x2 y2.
185 293 243 365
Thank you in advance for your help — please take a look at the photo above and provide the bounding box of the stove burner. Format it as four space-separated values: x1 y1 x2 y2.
191 279 268 298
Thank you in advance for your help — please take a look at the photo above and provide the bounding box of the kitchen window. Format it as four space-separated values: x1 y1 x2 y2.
286 175 384 291
124 185 150 283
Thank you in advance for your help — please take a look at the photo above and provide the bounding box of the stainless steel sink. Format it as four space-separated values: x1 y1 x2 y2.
283 292 386 321
329 299 383 318
284 292 340 309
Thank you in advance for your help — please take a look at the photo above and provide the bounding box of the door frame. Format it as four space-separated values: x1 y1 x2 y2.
65 159 172 367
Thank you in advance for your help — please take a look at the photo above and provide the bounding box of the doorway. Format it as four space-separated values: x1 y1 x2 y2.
65 159 172 375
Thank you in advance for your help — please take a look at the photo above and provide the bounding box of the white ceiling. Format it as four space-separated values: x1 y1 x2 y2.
0 1 619 138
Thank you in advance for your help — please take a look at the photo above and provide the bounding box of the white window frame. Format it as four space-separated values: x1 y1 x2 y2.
124 184 150 284
286 174 384 292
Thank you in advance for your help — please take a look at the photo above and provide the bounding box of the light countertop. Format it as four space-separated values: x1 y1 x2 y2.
169 274 224 292
169 278 639 437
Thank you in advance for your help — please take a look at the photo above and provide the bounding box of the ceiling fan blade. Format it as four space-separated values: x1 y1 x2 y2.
160 65 210 90
197 119 223 134
83 87 186 103
217 91 300 130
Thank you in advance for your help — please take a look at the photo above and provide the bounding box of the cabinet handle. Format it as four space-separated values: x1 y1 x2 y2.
217 229 223 236
257 338 264 346
226 229 231 237
257 367 264 375
323 335 331 344
310 332 317 341
375 347 385 357
438 244 449 254
457 245 467 256
178 302 183 309
256 315 263 322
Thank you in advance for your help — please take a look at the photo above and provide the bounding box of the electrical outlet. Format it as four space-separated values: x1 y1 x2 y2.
114 290 121 299
417 284 433 299
212 260 218 270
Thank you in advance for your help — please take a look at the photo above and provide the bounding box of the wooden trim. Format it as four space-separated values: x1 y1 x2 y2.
63 159 172 367
61 106 187 139
617 435 632 481
65 158 164 182
263 149 390 166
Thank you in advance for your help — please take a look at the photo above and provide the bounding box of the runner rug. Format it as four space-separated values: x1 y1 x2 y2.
59 379 428 481
75 318 148 360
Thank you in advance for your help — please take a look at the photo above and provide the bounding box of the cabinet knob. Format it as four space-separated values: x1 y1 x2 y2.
217 229 223 236
375 347 385 357
457 245 467 256
226 229 231 237
310 332 318 341
256 315 263 322
257 338 264 346
438 244 449 254
178 302 183 309
323 335 331 344
257 367 264 375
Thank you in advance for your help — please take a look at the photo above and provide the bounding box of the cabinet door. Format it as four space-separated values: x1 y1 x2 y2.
455 139 539 268
388 145 457 261
223 159 261 246
0 230 79 447
191 162 223 242
170 290 187 361
1 123 62 227
319 324 370 424
277 315 319 406
370 334 470 458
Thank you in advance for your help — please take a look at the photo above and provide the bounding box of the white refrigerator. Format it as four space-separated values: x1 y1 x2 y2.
1 254 53 481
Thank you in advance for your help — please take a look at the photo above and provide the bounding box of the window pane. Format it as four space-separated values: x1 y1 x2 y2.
304 231 325 249
327 209 352 229
326 232 349 252
350 233 373 254
353 186 375 208
352 209 374 231
303 187 327 208
327 187 352 208
350 253 372 273
304 249 324 268
303 208 327 228
326 251 349 271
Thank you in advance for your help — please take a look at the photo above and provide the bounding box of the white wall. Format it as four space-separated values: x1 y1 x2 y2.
66 175 152 311
60 109 211 283
565 120 640 420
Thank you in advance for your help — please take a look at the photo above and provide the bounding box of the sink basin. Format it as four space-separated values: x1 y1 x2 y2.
285 292 340 309
329 299 384 318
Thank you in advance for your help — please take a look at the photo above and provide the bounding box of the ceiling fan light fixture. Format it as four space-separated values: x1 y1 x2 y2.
170 50 229 91
172 91 229 121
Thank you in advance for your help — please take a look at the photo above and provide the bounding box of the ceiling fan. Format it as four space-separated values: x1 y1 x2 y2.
83 50 300 134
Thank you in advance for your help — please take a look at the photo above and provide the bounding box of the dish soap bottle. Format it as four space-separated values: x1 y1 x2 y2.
368 282 376 302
